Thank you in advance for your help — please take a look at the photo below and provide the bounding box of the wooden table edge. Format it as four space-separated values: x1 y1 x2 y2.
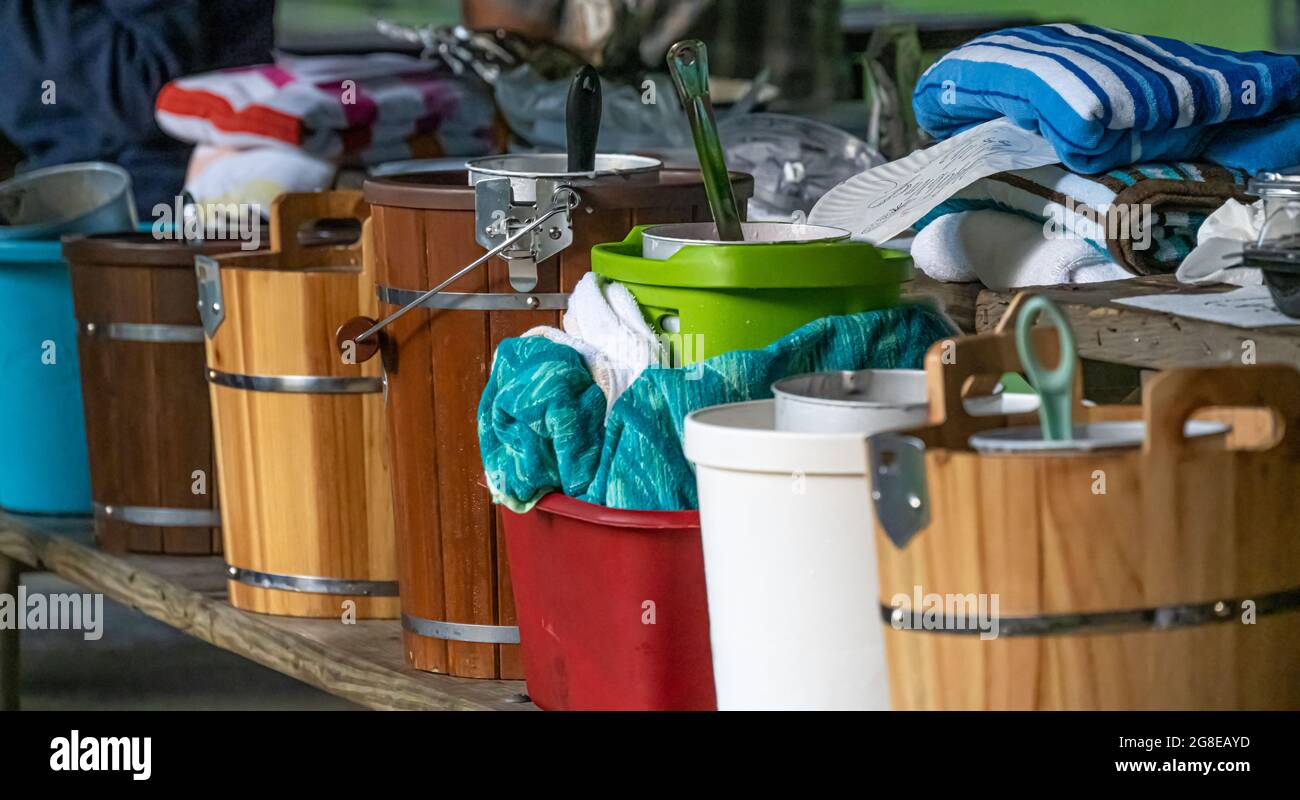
0 518 532 712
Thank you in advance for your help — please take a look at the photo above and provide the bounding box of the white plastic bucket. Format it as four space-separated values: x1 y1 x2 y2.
683 397 929 710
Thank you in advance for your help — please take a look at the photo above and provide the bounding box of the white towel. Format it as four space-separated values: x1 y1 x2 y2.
912 209 1132 290
523 273 662 411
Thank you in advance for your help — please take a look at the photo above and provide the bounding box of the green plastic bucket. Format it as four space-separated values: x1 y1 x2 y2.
591 225 912 363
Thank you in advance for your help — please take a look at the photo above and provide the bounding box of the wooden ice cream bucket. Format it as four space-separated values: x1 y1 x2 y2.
202 192 397 618
869 299 1300 709
359 162 752 678
63 233 259 554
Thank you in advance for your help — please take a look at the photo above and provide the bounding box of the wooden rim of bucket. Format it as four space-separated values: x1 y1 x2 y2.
62 231 261 268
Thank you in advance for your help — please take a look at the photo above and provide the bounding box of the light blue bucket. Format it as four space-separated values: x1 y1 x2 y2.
0 238 92 514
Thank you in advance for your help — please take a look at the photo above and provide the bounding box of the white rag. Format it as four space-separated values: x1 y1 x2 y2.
912 209 1131 290
523 273 662 411
1175 198 1267 287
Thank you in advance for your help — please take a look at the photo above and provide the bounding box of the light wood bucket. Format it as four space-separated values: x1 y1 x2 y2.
871 294 1300 710
203 192 398 618
362 169 752 678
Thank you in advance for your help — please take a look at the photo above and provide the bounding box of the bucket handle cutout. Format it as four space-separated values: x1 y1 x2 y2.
269 191 371 267
1143 365 1300 457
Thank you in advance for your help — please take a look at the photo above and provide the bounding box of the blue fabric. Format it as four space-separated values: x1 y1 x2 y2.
1204 112 1300 173
914 24 1300 173
0 1 274 210
479 304 955 512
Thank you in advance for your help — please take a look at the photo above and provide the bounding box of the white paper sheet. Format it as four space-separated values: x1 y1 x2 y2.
808 118 1059 244
1113 286 1297 328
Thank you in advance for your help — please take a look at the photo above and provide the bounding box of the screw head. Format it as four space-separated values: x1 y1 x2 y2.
84 322 96 334
548 226 562 240
525 296 540 309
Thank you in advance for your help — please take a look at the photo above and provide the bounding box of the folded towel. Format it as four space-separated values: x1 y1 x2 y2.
919 162 1253 274
156 54 496 162
914 24 1300 174
480 304 955 513
1203 112 1300 173
912 209 1131 290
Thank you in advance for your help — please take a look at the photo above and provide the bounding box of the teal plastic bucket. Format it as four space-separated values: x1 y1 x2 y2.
0 238 92 514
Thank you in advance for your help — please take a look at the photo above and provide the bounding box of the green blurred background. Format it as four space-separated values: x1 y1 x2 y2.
277 0 1284 51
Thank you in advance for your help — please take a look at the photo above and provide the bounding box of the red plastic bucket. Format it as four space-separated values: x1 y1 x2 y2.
502 494 716 710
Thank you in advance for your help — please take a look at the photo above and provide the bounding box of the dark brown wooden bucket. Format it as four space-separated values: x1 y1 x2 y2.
62 232 257 554
363 168 752 678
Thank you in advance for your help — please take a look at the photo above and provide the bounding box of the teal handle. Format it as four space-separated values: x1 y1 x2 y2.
1014 295 1077 442
666 40 743 242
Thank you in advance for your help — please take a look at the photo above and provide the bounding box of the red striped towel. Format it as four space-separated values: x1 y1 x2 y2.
156 54 495 162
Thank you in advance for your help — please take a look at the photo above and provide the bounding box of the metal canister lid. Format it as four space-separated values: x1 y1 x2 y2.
968 419 1230 453
466 153 662 184
1247 171 1300 198
364 165 753 212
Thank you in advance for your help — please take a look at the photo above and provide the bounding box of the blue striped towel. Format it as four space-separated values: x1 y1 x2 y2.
914 24 1300 174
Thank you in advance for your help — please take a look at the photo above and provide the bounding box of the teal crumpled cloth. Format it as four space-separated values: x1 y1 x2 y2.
479 304 954 512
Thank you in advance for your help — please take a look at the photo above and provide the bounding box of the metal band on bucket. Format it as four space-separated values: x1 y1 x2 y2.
401 613 521 645
377 285 569 312
206 369 383 395
94 502 220 528
225 565 399 597
880 585 1300 637
80 321 205 344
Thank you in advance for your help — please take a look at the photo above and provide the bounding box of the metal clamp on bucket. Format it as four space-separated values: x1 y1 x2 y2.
474 175 575 293
338 65 665 362
336 184 581 362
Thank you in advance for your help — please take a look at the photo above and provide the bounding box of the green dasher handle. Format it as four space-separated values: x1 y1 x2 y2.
666 39 744 242
1014 295 1077 442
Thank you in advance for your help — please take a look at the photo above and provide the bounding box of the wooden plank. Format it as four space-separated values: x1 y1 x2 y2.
371 205 450 675
422 209 497 679
0 513 532 712
974 276 1300 370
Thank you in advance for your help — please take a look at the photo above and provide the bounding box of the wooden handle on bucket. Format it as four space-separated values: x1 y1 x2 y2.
268 191 370 268
923 292 1084 447
1143 365 1300 457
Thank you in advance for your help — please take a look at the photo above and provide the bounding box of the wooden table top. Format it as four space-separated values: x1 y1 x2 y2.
0 512 533 712
908 275 1300 371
